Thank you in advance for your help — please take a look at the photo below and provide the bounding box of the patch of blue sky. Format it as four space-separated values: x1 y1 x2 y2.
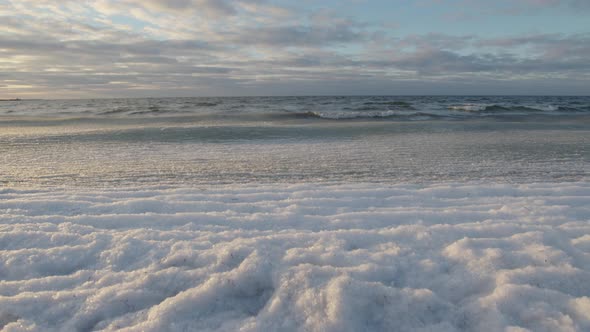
301 0 589 38
108 14 151 31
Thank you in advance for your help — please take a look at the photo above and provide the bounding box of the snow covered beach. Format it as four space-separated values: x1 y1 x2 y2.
2 182 590 331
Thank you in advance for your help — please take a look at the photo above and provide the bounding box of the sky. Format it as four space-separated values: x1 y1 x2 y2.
1 0 589 98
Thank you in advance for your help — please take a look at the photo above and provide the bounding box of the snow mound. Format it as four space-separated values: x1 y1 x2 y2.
1 183 590 331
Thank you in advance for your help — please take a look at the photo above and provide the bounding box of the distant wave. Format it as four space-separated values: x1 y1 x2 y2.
100 102 219 116
2 97 588 122
362 101 415 109
191 102 219 107
100 108 132 115
448 104 561 113
294 110 438 120
448 104 494 112
296 102 587 120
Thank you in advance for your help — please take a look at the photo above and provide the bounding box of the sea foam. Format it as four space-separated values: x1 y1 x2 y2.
1 182 590 331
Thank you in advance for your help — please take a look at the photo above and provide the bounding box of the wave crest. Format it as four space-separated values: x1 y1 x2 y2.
449 104 560 113
298 110 434 120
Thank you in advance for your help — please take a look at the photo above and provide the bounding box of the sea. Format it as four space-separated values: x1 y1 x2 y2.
1 96 588 187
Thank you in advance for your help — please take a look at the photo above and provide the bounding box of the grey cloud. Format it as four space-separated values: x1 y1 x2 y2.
477 34 590 61
146 0 194 10
228 22 365 46
558 0 590 10
140 0 236 16
0 37 220 58
392 49 496 73
377 47 590 76
124 0 274 17
357 33 590 76
395 33 475 50
571 0 590 10
1 0 589 97
435 0 590 19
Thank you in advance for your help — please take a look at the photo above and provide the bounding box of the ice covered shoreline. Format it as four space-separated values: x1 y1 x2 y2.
1 182 590 331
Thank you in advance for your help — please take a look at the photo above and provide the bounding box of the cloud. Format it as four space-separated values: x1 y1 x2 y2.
391 34 590 76
226 23 365 47
477 34 590 61
571 0 590 10
531 0 590 10
0 0 589 97
435 0 590 20
139 0 237 17
498 0 588 13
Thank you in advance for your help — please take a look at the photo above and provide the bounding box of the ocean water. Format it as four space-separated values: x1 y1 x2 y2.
2 96 590 331
0 96 588 187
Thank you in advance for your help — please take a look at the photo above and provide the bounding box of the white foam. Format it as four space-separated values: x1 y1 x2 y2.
1 182 590 331
526 104 559 112
448 104 489 112
309 110 400 119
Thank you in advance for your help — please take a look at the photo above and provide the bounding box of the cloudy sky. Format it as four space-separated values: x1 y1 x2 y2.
1 0 589 98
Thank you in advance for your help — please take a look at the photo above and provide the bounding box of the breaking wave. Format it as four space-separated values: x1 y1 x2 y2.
296 110 437 120
361 101 415 109
1 96 588 122
448 104 561 113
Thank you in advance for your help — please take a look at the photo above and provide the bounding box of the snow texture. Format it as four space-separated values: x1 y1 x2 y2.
1 183 590 331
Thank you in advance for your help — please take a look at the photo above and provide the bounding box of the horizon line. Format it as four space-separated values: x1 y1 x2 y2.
5 94 590 101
